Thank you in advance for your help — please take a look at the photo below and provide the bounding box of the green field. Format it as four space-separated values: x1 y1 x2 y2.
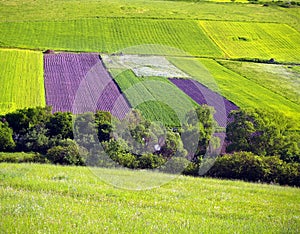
0 18 222 57
0 163 299 233
0 49 45 114
219 60 300 105
168 57 300 128
1 0 300 32
111 69 197 126
199 21 300 62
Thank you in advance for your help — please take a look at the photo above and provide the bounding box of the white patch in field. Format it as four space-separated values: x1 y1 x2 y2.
101 54 190 78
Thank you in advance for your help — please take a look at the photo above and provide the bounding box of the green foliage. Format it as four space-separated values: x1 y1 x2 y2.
207 152 300 186
138 153 166 169
181 105 218 161
46 112 73 139
0 152 47 163
18 124 51 154
46 140 84 166
226 109 300 162
0 121 15 151
95 111 113 142
0 49 45 114
4 106 52 134
73 112 99 150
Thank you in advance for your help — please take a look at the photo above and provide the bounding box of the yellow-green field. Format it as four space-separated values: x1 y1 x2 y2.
199 21 300 62
0 49 45 114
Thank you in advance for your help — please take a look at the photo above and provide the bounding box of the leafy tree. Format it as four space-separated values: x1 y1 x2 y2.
138 153 165 169
181 105 217 162
0 121 15 151
95 111 114 142
226 108 300 162
46 112 73 139
73 112 99 150
46 140 84 165
17 124 51 154
4 106 52 134
159 131 187 159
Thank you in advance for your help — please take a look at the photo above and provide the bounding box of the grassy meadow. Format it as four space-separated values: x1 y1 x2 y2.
0 49 45 114
219 60 300 104
168 57 300 128
0 163 299 233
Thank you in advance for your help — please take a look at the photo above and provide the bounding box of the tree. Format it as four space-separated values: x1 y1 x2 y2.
46 140 84 165
181 105 217 162
46 112 73 139
0 121 15 151
226 108 300 161
95 111 113 142
17 124 51 154
73 112 99 150
4 106 52 134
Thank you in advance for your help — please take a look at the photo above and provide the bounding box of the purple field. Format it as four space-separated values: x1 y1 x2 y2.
44 53 130 118
169 78 238 128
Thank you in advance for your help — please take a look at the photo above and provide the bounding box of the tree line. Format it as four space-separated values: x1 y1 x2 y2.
0 105 299 186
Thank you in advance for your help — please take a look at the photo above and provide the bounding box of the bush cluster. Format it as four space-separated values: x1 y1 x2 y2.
207 152 300 187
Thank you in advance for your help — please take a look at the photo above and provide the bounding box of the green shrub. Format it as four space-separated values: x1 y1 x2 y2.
138 154 165 169
0 152 47 163
46 143 84 166
162 157 190 174
207 152 300 186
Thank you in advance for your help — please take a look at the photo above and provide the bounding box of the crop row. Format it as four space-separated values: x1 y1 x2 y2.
0 18 222 57
169 78 238 128
0 49 45 114
199 21 300 63
112 70 197 126
44 53 129 118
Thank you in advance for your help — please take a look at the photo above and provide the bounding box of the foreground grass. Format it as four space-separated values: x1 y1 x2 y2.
0 163 299 233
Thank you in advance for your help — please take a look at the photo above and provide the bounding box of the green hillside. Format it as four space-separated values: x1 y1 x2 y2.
0 163 299 233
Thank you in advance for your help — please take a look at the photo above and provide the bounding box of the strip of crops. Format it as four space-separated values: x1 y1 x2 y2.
0 18 222 57
44 53 129 118
168 57 300 129
112 70 197 126
199 21 300 63
218 60 300 105
169 78 238 128
0 49 45 114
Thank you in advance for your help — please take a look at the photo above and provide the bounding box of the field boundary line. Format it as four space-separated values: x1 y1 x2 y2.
198 21 229 59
